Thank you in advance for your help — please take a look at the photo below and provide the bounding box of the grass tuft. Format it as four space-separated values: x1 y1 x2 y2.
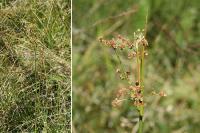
0 0 71 132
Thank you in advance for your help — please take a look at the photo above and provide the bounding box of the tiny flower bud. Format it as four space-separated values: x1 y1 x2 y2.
137 89 141 94
112 98 122 107
128 52 136 59
119 44 126 50
116 88 127 97
117 34 122 39
139 98 143 103
142 38 148 46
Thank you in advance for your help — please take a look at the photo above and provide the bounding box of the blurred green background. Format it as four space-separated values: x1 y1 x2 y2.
72 0 200 132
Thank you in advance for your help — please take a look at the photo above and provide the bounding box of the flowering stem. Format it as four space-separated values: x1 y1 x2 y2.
99 31 148 133
137 44 145 133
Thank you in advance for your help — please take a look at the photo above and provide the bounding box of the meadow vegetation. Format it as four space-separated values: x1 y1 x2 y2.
0 0 71 132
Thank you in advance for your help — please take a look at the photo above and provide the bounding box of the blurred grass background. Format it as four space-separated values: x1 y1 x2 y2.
0 0 71 132
72 0 200 132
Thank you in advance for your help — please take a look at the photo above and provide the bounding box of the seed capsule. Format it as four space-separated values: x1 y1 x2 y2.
137 89 141 94
139 98 143 103
135 81 139 86
99 37 103 42
126 71 130 75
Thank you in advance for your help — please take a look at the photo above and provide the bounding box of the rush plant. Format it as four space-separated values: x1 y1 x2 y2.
99 29 166 132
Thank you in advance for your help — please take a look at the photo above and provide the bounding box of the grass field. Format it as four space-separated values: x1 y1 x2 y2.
72 0 200 132
0 0 71 132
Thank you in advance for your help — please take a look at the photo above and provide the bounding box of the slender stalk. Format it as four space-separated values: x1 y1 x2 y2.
138 13 148 133
136 50 140 83
139 117 143 133
138 45 145 133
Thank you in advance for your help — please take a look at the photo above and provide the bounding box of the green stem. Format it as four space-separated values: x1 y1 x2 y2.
138 45 145 133
139 115 143 133
140 46 145 93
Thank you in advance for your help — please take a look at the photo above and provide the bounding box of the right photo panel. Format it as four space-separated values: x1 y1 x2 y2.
72 0 200 133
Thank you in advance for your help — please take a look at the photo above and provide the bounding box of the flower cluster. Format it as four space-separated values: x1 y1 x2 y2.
99 34 133 49
99 30 148 60
111 81 144 108
99 29 166 109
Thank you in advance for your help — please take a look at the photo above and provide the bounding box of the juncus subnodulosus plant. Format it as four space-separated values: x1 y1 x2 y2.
99 29 166 133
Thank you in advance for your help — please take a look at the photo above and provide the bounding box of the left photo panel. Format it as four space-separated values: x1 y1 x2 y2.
0 0 71 132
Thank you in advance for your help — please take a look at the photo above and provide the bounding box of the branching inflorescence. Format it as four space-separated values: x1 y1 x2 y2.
99 29 166 133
